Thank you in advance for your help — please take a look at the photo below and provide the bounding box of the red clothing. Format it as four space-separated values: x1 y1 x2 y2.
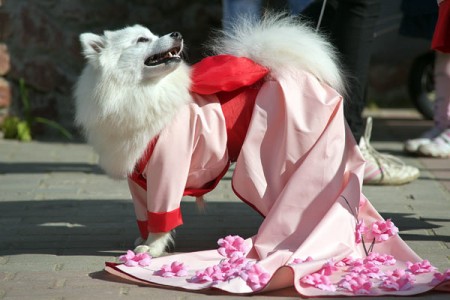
191 55 269 161
432 0 450 52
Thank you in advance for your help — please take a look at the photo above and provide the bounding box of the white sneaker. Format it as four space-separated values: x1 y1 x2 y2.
404 127 442 154
360 117 420 185
417 128 450 158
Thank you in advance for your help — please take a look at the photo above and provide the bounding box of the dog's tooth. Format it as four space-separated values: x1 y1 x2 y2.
168 52 173 57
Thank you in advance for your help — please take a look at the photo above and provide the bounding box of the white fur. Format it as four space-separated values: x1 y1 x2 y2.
75 16 343 256
134 232 174 257
210 13 345 94
75 25 191 179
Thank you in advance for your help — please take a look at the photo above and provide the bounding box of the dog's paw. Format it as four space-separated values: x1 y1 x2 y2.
134 245 151 254
133 232 173 257
133 243 166 257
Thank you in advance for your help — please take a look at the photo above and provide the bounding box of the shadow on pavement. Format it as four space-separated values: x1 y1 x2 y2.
0 200 263 256
380 212 450 242
0 162 104 174
369 117 434 143
1 198 448 256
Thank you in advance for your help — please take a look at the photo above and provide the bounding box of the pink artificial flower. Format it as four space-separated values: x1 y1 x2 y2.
349 263 383 279
291 256 313 265
155 261 188 278
319 260 338 276
301 273 336 292
364 252 396 266
190 265 225 284
349 258 364 267
218 256 248 280
336 256 357 267
380 269 415 291
338 273 372 295
189 254 255 285
365 219 399 243
240 264 270 291
190 234 269 290
227 255 249 267
118 250 151 267
406 260 437 274
355 219 367 244
431 269 450 285
217 235 250 258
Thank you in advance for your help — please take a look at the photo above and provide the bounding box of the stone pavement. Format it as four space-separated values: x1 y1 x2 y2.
0 109 449 300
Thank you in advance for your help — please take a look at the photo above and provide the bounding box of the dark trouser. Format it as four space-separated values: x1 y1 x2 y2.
302 0 381 142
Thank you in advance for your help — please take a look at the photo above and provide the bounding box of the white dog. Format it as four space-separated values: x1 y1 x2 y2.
75 14 344 257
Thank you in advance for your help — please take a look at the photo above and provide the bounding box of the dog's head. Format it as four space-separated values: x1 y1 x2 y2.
79 25 184 83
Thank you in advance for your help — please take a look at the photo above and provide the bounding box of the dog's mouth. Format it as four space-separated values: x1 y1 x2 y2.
144 46 182 66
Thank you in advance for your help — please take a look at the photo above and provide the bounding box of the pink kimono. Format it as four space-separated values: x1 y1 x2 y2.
107 55 450 296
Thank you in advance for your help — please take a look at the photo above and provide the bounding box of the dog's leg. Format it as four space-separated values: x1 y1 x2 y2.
133 232 173 257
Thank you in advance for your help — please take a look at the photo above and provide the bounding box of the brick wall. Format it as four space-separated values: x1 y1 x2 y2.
0 0 222 136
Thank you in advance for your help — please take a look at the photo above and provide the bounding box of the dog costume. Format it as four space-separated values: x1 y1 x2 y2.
107 55 450 296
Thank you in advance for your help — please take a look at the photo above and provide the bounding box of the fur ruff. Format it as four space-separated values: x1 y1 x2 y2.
75 61 191 178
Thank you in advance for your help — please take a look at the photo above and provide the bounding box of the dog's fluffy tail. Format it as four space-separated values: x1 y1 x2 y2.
210 13 345 95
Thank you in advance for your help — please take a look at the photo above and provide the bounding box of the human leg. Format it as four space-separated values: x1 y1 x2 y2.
330 0 419 184
330 0 381 142
417 52 450 157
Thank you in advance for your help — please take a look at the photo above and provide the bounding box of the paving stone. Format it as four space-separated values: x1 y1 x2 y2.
0 111 449 299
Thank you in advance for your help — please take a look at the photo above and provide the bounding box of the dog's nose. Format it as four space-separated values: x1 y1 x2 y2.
170 32 182 40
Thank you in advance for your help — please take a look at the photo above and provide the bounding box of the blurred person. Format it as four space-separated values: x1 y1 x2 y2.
404 0 450 157
222 0 420 185
222 0 313 32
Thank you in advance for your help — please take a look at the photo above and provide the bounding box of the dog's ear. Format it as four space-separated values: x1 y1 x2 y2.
80 33 105 58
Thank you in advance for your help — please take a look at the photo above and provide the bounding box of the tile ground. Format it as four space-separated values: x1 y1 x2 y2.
0 109 449 299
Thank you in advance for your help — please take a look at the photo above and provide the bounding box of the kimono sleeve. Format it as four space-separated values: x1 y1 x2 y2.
144 106 195 233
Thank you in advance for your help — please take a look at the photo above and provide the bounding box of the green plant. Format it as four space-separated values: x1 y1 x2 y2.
1 78 73 141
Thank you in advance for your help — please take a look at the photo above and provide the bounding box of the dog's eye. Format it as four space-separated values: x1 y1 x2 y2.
137 37 149 43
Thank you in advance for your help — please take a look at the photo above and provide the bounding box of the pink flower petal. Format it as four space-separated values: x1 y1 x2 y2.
380 269 416 291
242 264 270 291
191 235 266 289
319 260 338 276
364 252 396 266
338 273 372 294
301 273 336 292
431 269 450 285
217 235 250 258
119 250 151 267
355 219 367 244
406 260 437 274
291 256 313 265
365 219 399 243
124 259 139 267
336 256 357 267
155 261 188 278
119 250 135 261
190 265 225 284
138 256 151 267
